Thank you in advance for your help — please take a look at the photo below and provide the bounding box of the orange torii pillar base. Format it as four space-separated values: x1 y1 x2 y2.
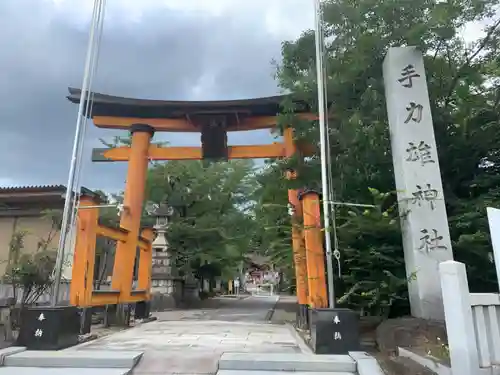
288 185 309 329
299 190 328 309
299 189 360 354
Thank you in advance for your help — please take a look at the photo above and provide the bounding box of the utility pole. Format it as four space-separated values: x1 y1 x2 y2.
313 0 336 308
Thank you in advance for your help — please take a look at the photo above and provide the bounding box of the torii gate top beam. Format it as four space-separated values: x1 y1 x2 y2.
66 87 316 132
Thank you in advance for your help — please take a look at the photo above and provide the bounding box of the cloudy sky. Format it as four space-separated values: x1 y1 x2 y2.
0 0 315 192
0 0 490 194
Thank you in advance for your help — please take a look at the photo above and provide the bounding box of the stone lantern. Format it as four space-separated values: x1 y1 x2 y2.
149 202 176 295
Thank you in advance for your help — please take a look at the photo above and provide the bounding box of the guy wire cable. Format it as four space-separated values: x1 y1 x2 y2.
59 0 100 258
65 19 106 261
73 0 106 214
52 0 105 301
67 0 107 257
62 0 106 268
51 0 107 306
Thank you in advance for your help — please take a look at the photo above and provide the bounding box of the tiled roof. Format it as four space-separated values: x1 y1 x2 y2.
0 185 66 193
0 185 97 197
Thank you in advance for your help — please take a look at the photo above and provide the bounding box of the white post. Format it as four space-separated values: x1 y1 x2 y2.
439 261 480 375
313 0 336 309
383 46 454 320
487 207 500 291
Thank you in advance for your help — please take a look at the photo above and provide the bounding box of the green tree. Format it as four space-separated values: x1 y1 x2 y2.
144 159 258 281
266 0 500 314
252 161 293 274
99 134 260 283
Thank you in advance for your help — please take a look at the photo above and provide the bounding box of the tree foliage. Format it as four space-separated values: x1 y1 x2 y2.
252 161 294 275
144 159 257 279
92 0 500 315
253 0 500 314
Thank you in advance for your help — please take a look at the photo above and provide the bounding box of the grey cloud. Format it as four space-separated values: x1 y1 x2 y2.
0 0 310 192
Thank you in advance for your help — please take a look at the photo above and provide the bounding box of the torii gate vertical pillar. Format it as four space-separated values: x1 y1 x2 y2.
291 195 308 327
300 191 361 354
112 124 154 299
300 190 328 309
287 173 309 328
70 196 99 307
284 128 309 328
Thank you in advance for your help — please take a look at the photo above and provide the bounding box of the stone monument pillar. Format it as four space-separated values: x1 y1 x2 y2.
383 46 454 320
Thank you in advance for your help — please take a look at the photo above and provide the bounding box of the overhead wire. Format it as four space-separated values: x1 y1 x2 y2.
66 0 107 261
51 0 107 306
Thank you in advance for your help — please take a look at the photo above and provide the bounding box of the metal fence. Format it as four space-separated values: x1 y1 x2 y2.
0 283 71 305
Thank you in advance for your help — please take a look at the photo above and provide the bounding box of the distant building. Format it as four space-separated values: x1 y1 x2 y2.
0 185 106 280
243 253 280 293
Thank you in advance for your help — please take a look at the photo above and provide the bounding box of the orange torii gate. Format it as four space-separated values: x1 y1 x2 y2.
67 87 329 315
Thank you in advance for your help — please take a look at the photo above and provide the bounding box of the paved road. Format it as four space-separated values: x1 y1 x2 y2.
68 295 309 374
157 295 278 322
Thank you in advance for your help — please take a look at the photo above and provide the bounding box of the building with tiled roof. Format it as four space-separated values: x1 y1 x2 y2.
0 185 98 277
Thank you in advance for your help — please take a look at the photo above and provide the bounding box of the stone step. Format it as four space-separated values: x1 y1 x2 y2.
0 368 130 375
4 350 143 368
218 353 356 373
218 371 356 375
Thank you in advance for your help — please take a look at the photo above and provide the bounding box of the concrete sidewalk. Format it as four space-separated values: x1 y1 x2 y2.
0 296 385 374
71 320 302 353
65 295 306 374
270 295 298 323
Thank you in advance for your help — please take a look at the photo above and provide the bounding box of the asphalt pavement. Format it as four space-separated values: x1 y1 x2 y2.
161 295 279 322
